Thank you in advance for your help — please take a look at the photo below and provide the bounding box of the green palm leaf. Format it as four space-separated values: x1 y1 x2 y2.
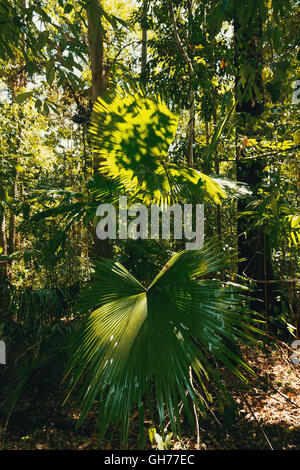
89 89 229 205
65 243 263 445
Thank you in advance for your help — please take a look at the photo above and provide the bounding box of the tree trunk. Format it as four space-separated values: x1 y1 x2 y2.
87 0 106 106
87 0 113 259
0 213 9 320
212 91 222 242
169 0 194 167
187 88 195 168
8 177 18 254
0 213 8 256
234 8 276 315
141 0 148 84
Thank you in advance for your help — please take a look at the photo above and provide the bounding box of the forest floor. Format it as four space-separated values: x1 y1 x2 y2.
0 343 299 451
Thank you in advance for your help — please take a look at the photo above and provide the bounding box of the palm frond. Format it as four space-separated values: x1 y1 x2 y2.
65 242 263 445
89 89 228 205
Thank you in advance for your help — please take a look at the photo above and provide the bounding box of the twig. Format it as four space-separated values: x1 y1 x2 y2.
168 1 194 75
110 41 140 68
263 332 300 357
242 273 300 284
267 383 300 410
189 367 200 449
266 392 300 410
241 392 274 450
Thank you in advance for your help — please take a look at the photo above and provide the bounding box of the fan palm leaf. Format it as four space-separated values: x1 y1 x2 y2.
89 88 231 205
65 242 262 445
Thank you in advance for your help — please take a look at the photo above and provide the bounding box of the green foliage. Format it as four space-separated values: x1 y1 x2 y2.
89 89 228 204
65 243 262 445
9 285 79 327
0 0 299 449
0 318 76 429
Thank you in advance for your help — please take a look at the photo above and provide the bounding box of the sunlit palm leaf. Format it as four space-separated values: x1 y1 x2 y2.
89 89 228 205
65 243 262 445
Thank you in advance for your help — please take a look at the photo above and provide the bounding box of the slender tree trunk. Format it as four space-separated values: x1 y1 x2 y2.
8 176 18 254
212 92 222 242
0 213 9 320
186 0 195 168
87 0 106 106
187 88 195 167
0 213 8 256
234 7 276 314
0 0 25 319
169 0 194 167
87 0 113 259
141 0 148 84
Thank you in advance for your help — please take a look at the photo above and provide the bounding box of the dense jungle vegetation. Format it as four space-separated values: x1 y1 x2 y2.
0 0 299 452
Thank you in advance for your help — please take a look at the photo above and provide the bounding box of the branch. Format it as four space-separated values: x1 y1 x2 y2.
110 41 141 68
241 392 274 450
242 273 300 284
168 0 194 76
243 145 300 160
